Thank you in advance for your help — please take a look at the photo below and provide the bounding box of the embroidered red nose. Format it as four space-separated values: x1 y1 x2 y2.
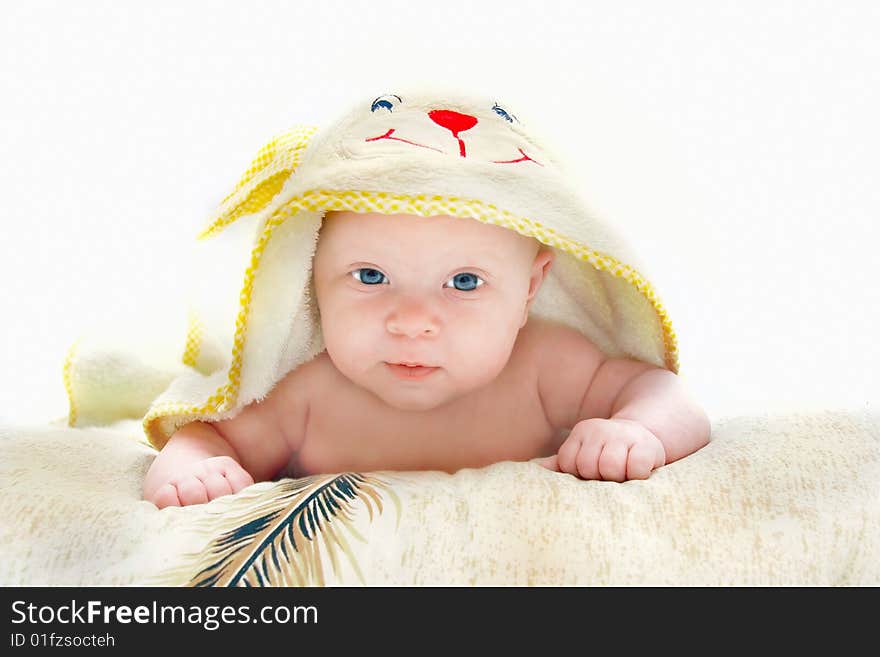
428 109 478 137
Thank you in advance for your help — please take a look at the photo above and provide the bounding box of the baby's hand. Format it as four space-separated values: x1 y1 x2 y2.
537 418 666 481
147 456 255 509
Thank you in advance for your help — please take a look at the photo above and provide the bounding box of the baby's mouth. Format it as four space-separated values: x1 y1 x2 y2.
385 362 439 380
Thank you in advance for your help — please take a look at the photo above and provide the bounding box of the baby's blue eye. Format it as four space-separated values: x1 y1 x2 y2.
445 272 484 292
351 268 388 285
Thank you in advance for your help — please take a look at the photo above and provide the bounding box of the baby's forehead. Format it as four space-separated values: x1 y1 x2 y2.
321 210 537 249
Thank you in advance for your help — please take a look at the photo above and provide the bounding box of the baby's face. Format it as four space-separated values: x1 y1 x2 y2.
313 211 553 412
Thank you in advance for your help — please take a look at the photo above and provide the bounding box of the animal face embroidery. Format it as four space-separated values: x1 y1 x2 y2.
355 92 544 167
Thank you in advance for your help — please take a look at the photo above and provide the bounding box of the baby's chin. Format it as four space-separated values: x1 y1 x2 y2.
371 390 454 413
366 380 465 414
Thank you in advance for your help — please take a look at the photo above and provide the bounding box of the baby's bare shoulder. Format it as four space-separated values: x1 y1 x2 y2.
273 351 333 403
523 316 606 431
518 316 601 363
266 351 333 440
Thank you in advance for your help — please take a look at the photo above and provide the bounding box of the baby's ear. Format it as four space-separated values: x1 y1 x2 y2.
527 246 554 301
522 249 553 328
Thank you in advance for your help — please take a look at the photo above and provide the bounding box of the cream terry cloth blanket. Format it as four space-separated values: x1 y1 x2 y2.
1 409 877 585
2 85 876 585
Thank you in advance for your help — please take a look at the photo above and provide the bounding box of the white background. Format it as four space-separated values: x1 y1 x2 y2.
1 0 877 424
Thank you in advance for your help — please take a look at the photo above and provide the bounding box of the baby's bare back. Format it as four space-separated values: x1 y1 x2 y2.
277 320 560 478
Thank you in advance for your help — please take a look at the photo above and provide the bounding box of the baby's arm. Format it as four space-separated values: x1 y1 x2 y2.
535 322 710 481
141 421 255 508
142 382 306 508
602 364 711 465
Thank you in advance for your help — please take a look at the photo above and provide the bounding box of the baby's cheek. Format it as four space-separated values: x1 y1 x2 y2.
321 322 369 371
453 334 513 384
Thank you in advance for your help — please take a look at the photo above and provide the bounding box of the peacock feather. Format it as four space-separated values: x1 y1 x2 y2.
155 472 401 587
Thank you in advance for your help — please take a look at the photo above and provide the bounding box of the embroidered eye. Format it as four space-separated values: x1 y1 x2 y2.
351 268 388 285
445 272 485 292
371 94 403 113
492 102 518 123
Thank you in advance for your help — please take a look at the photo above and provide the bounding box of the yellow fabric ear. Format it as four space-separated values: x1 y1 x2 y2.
198 125 319 240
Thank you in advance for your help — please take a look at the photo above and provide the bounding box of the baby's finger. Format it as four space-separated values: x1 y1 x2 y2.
222 465 255 493
534 454 559 471
200 471 233 500
175 477 209 506
555 435 582 475
152 483 181 509
625 443 656 480
597 440 628 482
574 436 604 480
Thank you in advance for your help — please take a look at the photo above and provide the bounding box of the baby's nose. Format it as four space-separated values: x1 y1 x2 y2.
386 301 439 338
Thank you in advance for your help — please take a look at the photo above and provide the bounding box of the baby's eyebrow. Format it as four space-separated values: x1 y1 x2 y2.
339 237 513 267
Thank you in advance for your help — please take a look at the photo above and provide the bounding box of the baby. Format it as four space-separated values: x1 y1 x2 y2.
142 209 711 508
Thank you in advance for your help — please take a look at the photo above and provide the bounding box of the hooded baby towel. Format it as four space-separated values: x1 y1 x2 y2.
65 84 679 449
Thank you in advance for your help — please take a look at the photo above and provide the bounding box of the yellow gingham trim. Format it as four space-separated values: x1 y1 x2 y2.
63 338 81 426
200 125 319 240
182 309 203 368
143 189 680 448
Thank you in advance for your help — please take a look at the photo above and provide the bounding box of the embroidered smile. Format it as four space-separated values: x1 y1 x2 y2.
365 128 542 165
